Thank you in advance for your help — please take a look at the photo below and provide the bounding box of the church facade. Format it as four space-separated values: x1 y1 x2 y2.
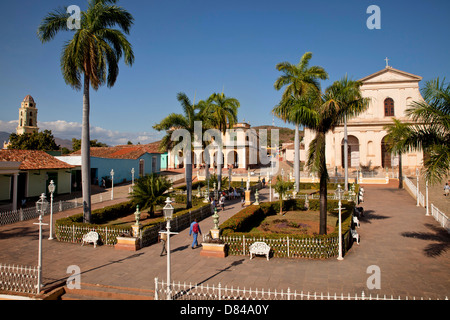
302 65 424 173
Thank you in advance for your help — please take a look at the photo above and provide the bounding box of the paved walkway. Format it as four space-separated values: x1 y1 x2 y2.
0 181 449 299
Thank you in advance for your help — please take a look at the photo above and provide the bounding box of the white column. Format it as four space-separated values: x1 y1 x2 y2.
12 173 18 211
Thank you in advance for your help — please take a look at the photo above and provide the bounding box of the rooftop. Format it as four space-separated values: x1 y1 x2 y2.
0 150 75 170
70 142 162 159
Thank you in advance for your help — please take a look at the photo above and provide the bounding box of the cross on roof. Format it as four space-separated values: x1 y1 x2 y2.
385 57 390 67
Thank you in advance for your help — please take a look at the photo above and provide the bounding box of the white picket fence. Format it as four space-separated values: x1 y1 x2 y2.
0 263 39 295
403 176 449 233
154 278 447 301
0 192 110 226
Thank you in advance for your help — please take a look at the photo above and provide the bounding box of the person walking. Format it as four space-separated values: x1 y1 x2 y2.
444 182 450 196
219 194 225 211
189 219 202 249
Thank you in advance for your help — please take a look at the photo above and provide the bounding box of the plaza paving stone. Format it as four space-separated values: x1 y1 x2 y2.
0 181 449 299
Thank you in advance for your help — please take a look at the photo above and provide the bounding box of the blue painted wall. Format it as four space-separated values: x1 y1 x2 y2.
91 153 161 185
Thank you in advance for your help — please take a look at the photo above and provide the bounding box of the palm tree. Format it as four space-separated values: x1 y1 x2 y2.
273 52 328 193
38 0 134 223
325 75 370 190
130 173 172 218
273 175 293 215
153 92 204 209
299 78 368 235
404 78 450 184
383 118 412 189
201 92 240 191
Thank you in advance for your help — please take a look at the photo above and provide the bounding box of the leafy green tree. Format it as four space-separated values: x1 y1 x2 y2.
273 52 328 193
130 174 173 218
8 130 59 151
38 0 135 223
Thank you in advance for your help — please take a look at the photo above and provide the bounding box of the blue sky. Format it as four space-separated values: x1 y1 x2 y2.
0 0 449 146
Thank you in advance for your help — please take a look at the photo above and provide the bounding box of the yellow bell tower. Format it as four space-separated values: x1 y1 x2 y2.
16 95 39 135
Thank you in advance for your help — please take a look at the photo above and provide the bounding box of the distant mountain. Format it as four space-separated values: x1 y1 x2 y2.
0 132 12 145
252 125 303 145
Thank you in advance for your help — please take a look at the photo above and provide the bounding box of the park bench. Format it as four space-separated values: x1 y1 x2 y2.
82 231 99 248
249 242 271 261
351 229 360 245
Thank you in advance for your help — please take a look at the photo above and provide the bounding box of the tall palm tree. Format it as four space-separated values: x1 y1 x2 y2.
153 92 204 209
273 52 328 193
383 118 412 189
404 78 450 184
37 0 135 223
297 78 368 235
201 92 239 191
130 173 172 218
325 75 369 190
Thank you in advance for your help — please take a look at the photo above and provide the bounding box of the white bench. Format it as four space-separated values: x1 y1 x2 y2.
82 231 99 248
249 242 270 260
351 229 360 245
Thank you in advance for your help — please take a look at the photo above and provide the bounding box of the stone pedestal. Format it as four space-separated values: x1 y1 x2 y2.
210 228 220 239
200 243 227 258
115 237 140 251
245 190 252 206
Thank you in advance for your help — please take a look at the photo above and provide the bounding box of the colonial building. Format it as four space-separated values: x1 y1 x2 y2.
167 121 262 170
0 150 75 209
3 95 40 149
17 95 39 135
302 64 424 173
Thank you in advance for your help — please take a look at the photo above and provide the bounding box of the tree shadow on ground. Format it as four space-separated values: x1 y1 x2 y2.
360 210 391 224
401 223 450 257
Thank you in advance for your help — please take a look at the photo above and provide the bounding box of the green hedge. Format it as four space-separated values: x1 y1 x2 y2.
220 198 354 240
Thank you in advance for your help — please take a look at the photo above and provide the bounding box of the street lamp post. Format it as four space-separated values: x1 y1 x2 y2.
335 185 344 261
131 168 135 188
110 169 115 200
426 180 430 216
160 197 178 300
48 180 55 240
35 193 48 294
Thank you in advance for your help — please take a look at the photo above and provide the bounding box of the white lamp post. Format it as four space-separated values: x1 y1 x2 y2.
35 193 48 294
160 197 178 300
416 168 420 207
131 168 135 187
110 169 114 200
426 180 430 216
335 185 344 261
48 180 55 240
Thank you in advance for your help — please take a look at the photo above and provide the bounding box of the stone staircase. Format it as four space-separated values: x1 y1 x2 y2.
58 283 154 300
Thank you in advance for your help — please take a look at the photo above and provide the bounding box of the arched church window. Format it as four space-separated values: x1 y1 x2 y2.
384 98 395 117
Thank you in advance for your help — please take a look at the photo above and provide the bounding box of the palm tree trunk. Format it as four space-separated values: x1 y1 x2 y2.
294 123 300 192
319 169 328 235
398 152 403 189
185 151 193 209
82 74 92 224
319 137 327 235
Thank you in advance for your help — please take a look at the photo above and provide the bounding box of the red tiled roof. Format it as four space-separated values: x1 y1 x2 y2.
0 150 75 170
70 142 162 159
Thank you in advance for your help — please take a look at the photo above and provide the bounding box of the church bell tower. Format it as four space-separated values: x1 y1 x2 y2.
16 95 39 135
